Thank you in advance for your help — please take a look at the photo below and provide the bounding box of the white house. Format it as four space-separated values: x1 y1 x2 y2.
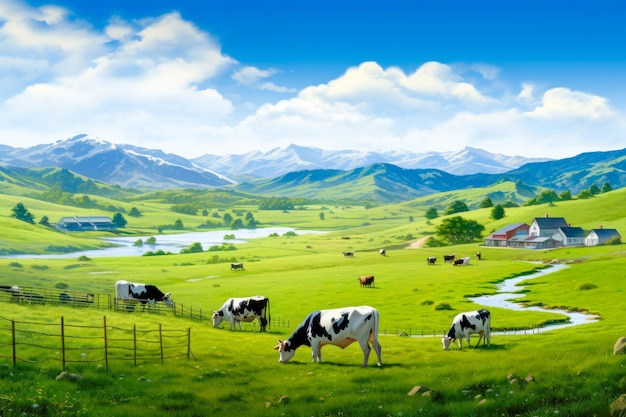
585 228 622 246
529 216 569 237
552 226 586 247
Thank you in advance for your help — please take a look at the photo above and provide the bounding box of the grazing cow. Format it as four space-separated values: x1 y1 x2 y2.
443 254 456 262
358 275 375 288
476 252 482 260
212 296 270 332
453 256 470 266
442 309 491 350
343 251 354 257
115 280 173 310
427 256 437 265
59 292 95 305
231 262 245 270
0 285 19 295
274 306 382 367
379 249 386 256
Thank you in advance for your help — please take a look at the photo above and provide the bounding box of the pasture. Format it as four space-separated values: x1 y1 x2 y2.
0 189 625 416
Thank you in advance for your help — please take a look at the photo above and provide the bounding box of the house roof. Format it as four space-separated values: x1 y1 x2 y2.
59 216 113 224
589 228 621 239
532 217 568 228
557 227 586 238
492 222 528 235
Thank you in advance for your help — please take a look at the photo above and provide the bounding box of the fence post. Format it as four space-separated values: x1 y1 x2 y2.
103 316 109 371
133 324 137 367
159 323 164 365
61 317 66 371
187 328 191 360
11 320 16 368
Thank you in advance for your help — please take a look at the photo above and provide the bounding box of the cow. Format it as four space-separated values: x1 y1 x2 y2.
427 256 437 265
379 249 386 256
476 252 482 260
59 292 95 305
443 254 456 262
343 251 354 257
442 309 491 350
274 306 382 367
231 262 245 270
115 280 173 311
453 256 470 266
358 275 375 288
212 296 270 332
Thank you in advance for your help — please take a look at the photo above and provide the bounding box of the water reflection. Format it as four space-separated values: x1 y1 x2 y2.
3 227 327 259
469 263 599 333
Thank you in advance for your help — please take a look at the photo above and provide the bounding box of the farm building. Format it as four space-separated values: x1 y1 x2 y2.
483 223 530 247
552 226 586 247
57 216 117 232
585 227 621 246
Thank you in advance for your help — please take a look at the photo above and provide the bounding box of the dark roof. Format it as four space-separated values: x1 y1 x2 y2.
532 217 568 228
558 227 586 238
589 228 621 239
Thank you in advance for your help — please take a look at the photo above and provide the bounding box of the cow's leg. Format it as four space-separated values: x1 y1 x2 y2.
259 317 268 332
311 342 321 363
485 328 491 347
475 331 484 347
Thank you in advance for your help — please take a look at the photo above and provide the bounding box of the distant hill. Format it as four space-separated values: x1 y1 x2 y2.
192 143 550 179
236 148 626 203
0 135 234 189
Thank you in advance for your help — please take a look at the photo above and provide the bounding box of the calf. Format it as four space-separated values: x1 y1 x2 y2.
212 296 270 332
442 309 491 350
358 275 375 288
274 306 382 367
427 256 437 265
379 249 386 256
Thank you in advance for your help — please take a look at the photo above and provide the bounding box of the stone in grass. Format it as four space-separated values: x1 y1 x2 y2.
614 337 626 355
55 371 83 381
408 386 443 402
610 394 626 417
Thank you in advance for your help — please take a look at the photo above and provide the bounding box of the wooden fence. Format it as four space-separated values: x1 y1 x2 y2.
0 315 191 371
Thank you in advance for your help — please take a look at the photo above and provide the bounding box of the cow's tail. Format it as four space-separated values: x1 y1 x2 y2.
266 297 271 330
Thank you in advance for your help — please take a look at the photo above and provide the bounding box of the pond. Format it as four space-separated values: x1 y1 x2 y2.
3 227 327 259
469 263 600 334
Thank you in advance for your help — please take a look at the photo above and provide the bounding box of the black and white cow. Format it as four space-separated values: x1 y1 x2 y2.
427 256 437 265
443 254 456 262
115 280 173 310
230 262 245 270
442 309 491 350
343 251 354 257
274 306 382 367
212 296 270 332
379 249 386 256
453 256 470 266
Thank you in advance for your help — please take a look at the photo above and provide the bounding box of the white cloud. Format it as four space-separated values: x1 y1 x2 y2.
525 87 614 120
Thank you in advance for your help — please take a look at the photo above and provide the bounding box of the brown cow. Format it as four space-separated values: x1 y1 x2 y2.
358 275 375 288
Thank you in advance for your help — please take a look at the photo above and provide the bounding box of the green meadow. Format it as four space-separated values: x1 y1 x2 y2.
0 186 625 416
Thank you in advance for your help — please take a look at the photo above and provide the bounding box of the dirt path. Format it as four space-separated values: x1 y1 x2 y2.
406 235 430 249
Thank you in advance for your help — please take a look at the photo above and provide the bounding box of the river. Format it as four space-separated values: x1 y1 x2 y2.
469 263 600 334
3 227 327 259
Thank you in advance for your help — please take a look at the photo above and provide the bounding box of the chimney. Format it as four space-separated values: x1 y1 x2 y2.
545 214 549 218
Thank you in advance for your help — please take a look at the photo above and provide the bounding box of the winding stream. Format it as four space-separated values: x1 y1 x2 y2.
469 263 600 334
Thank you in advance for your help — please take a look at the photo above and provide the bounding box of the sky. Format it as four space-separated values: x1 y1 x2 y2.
1 0 625 159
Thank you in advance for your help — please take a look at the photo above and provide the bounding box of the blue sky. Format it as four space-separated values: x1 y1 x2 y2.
1 0 625 159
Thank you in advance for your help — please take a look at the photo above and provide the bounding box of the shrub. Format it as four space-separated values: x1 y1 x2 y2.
434 302 453 311
55 281 69 289
578 283 598 291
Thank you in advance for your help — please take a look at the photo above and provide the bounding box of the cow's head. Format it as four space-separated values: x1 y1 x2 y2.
441 336 454 350
212 310 224 327
274 339 295 363
162 293 173 307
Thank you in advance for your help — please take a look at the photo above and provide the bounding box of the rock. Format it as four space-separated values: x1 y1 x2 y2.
610 394 626 417
614 337 626 355
277 396 290 405
55 371 83 381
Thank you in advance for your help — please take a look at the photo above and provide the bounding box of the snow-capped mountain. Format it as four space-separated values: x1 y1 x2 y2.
0 135 234 189
192 144 551 179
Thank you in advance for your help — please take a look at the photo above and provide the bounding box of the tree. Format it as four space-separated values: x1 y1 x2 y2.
559 190 572 201
222 213 233 226
445 201 469 215
577 189 592 199
129 207 142 217
231 218 244 229
38 215 52 227
435 216 485 244
173 219 184 229
11 202 35 224
525 189 559 206
490 204 505 220
588 184 601 196
601 182 612 193
201 209 209 216
112 212 127 228
425 207 438 220
479 197 494 208
180 242 203 254
319 212 325 220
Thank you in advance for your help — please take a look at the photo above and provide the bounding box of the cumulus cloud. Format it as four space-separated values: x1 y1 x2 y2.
525 87 614 120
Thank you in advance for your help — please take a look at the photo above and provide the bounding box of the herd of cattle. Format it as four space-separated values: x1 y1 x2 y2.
3 248 490 368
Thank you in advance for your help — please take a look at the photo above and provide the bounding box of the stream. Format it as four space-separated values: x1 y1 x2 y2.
469 263 600 334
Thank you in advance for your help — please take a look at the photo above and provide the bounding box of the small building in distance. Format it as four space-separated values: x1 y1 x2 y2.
483 223 530 247
57 216 117 232
585 227 622 246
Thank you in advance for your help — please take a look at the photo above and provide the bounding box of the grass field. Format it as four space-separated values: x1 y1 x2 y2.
0 188 625 416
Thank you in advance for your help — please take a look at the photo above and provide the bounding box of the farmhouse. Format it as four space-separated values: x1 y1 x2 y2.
57 216 117 232
484 215 621 249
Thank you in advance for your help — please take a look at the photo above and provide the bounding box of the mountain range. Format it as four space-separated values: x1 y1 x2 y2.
0 135 625 204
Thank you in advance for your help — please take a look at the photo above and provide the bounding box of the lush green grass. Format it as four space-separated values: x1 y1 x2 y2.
0 187 625 416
